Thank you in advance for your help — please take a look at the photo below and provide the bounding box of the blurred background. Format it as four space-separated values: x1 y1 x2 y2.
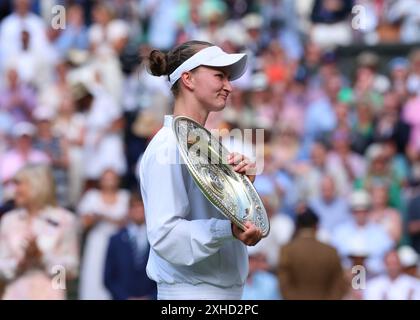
0 0 420 300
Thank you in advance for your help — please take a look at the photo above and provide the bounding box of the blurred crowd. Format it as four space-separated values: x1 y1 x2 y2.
0 0 420 300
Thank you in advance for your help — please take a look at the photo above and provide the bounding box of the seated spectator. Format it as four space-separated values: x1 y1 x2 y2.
364 249 420 300
310 0 353 49
37 61 73 118
77 168 129 300
0 122 50 202
369 183 402 243
54 4 89 57
355 144 403 210
242 248 280 300
5 28 53 90
309 175 351 236
328 129 366 195
350 99 374 155
388 59 410 101
104 192 156 300
332 190 394 275
372 92 410 156
33 108 69 207
0 0 49 68
278 207 347 300
382 139 410 188
0 68 36 124
0 164 79 299
295 141 344 201
342 236 374 300
71 82 126 187
387 0 420 43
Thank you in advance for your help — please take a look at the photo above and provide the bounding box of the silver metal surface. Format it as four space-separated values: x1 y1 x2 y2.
172 116 270 237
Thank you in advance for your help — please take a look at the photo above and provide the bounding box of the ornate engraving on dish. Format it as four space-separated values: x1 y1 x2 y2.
172 116 270 237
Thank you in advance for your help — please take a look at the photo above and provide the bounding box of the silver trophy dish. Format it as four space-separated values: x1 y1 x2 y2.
172 116 270 237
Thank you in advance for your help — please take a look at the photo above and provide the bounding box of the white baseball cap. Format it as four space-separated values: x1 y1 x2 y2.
350 190 371 211
168 46 248 86
398 245 419 268
13 121 36 137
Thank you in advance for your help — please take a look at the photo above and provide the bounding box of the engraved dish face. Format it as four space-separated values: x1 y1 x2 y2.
172 116 270 237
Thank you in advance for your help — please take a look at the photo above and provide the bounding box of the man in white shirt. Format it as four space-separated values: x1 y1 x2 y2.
0 0 50 71
364 249 420 300
332 190 394 274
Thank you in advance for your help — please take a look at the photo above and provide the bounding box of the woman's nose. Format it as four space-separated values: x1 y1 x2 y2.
224 78 233 92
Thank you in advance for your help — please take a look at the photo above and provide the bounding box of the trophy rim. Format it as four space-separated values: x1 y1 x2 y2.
172 115 270 237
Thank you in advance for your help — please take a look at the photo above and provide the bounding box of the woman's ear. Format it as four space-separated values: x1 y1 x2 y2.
180 71 194 90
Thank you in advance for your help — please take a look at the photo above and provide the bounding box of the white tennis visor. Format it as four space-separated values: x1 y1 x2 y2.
168 46 248 86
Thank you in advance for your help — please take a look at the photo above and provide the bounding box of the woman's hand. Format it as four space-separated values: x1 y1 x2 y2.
81 213 101 229
16 238 43 276
231 221 263 246
227 152 256 183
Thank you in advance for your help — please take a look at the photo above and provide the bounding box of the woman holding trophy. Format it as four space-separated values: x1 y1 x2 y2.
139 40 264 300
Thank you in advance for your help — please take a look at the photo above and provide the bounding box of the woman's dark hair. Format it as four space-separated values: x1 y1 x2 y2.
144 40 213 95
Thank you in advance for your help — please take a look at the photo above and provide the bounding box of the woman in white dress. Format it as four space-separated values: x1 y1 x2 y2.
77 168 129 300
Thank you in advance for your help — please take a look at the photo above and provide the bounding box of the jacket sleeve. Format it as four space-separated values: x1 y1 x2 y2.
139 145 234 267
277 245 298 300
104 236 129 300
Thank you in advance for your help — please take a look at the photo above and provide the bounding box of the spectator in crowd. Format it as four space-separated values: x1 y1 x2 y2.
351 99 375 155
71 81 126 188
355 143 403 210
37 61 73 118
310 0 354 49
52 96 86 208
373 92 410 156
328 128 366 195
388 58 410 101
6 28 52 89
104 192 156 300
364 249 420 300
303 73 341 155
0 122 50 202
33 108 69 208
0 164 79 299
295 141 343 201
54 3 89 58
242 248 281 300
387 0 420 44
309 175 351 237
77 168 129 300
0 68 36 124
369 183 402 243
278 207 347 299
332 189 394 274
0 0 50 70
342 236 372 300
